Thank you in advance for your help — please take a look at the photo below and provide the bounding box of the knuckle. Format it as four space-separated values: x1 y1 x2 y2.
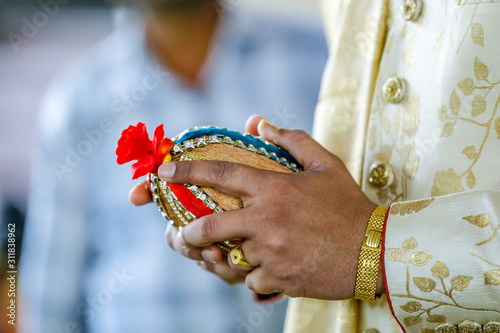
246 275 273 295
267 175 296 197
259 204 289 228
179 161 193 180
267 236 289 254
288 129 309 142
268 175 288 192
197 216 216 241
245 275 259 293
208 161 232 185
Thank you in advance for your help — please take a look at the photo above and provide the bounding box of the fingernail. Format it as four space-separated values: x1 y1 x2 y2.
259 119 278 132
176 230 186 248
159 163 176 180
201 249 216 264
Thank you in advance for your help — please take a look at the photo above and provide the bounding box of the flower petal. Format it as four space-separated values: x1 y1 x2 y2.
152 124 164 147
131 156 155 180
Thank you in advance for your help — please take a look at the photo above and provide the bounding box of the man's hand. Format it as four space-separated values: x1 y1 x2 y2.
150 116 381 300
128 116 269 285
129 181 247 286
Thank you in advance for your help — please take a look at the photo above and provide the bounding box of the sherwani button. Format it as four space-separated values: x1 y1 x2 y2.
382 76 406 104
484 321 500 333
368 162 394 188
457 320 482 333
401 0 423 21
435 323 458 333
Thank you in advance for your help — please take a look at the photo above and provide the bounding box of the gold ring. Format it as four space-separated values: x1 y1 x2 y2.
230 243 252 267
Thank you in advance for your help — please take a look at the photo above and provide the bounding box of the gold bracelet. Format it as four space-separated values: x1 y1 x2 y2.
354 206 388 301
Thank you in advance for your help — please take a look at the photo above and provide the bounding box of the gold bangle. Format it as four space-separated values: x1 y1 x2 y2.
354 206 388 301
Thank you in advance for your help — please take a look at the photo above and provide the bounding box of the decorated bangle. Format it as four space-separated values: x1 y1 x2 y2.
354 206 388 301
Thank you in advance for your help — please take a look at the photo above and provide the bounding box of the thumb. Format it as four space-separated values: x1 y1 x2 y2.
245 114 266 135
257 120 334 171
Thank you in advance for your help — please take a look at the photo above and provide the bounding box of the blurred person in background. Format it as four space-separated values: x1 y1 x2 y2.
18 0 327 332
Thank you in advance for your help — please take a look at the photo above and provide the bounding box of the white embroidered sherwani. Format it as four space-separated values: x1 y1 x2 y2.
284 0 500 332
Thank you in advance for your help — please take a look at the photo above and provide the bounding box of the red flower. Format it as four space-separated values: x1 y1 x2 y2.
116 122 173 179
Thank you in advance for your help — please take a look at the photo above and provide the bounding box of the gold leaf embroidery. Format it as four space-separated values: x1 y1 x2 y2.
390 198 435 216
458 78 474 96
410 252 435 266
401 143 419 180
387 248 403 262
450 89 461 115
471 95 487 117
391 238 500 325
450 275 473 291
383 117 391 134
413 277 436 292
485 269 500 286
402 92 421 137
438 105 448 121
436 57 500 207
471 23 484 46
431 259 450 278
400 301 422 313
441 122 454 137
494 117 500 139
427 315 446 324
431 169 465 197
402 237 418 252
462 145 479 160
474 57 489 80
393 110 401 134
466 171 476 189
404 316 422 327
463 214 490 228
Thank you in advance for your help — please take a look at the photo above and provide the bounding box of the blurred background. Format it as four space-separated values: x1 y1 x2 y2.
0 0 327 332
1 2 114 332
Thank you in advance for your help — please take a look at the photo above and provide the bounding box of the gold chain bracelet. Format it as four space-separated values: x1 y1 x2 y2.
354 206 388 301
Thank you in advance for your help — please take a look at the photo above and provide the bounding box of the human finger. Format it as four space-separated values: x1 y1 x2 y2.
245 268 282 296
166 224 224 262
180 209 254 247
129 180 152 206
227 242 256 275
199 260 247 285
158 160 266 198
245 114 267 135
257 120 336 171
